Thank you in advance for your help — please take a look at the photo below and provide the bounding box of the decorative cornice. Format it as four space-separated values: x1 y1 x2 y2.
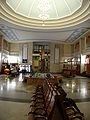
0 0 90 29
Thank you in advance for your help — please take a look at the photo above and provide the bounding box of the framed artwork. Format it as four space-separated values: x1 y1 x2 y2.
54 47 60 64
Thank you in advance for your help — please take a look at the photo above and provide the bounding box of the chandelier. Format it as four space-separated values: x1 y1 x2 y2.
38 0 50 12
6 0 83 21
39 14 49 20
38 0 50 20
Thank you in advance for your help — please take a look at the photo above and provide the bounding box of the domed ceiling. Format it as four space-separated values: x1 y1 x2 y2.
6 0 83 20
0 0 90 29
0 0 90 43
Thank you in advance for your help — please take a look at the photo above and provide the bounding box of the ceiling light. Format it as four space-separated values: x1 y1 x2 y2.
39 14 49 20
37 0 50 12
42 21 45 26
6 0 83 20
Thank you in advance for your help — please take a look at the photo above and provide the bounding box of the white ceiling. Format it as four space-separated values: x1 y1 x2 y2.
0 18 90 43
0 0 90 43
6 0 83 20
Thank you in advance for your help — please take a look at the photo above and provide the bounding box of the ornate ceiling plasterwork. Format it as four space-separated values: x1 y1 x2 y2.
6 0 83 20
0 21 90 44
65 28 90 43
0 24 18 41
0 0 90 29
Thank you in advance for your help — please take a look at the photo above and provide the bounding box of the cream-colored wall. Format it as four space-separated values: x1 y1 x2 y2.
19 44 22 63
80 34 90 73
1 35 89 74
0 38 2 51
9 42 33 64
81 32 90 55
59 44 64 72
0 36 2 72
81 37 86 53
63 44 72 57
9 43 19 52
72 32 90 73
19 43 33 64
0 38 9 72
50 43 65 73
27 42 33 64
50 43 60 73
9 43 20 63
50 43 72 73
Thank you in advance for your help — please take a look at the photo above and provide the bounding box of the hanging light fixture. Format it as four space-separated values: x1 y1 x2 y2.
42 21 45 26
38 0 50 12
6 0 84 28
39 13 49 20
37 0 50 26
